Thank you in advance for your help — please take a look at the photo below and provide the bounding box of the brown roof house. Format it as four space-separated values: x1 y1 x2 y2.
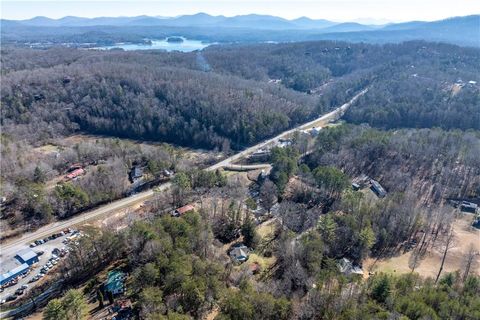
171 204 195 217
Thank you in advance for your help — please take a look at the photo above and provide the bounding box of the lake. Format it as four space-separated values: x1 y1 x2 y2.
97 38 211 52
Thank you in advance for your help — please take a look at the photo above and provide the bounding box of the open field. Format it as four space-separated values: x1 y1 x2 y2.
365 215 480 279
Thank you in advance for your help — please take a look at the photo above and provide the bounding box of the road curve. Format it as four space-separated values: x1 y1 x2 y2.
0 88 367 257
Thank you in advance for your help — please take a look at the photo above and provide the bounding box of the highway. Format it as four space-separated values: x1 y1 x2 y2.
0 88 367 258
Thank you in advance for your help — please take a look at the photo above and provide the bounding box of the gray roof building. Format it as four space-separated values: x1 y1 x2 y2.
16 249 39 265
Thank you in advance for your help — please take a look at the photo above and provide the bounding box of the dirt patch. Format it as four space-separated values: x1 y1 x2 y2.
366 215 480 279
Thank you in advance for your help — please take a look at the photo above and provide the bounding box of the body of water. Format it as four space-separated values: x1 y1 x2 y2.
96 37 211 52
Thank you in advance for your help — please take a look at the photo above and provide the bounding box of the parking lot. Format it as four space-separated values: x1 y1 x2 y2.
0 229 80 305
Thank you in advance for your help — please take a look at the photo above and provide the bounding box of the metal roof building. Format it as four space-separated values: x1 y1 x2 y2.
16 249 39 265
105 270 126 295
0 263 29 286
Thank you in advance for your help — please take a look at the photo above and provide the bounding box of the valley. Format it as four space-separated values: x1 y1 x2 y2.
1 11 479 319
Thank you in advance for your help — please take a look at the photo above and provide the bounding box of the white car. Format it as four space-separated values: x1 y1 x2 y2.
21 284 28 290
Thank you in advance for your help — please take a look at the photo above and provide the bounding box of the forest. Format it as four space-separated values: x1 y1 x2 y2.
1 40 480 319
2 41 479 153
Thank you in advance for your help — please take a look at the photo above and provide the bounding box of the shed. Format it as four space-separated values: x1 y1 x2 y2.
171 204 195 217
0 263 29 285
16 249 39 265
370 179 387 198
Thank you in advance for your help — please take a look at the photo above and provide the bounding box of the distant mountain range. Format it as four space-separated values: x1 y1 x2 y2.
2 13 479 47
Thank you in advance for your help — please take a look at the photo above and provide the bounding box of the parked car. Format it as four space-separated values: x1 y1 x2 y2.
29 242 37 248
36 250 44 256
20 284 28 290
5 295 17 302
15 288 24 296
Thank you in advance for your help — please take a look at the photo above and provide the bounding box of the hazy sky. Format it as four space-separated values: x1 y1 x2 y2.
2 0 479 22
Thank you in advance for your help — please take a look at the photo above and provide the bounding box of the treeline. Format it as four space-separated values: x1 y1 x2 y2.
1 49 319 150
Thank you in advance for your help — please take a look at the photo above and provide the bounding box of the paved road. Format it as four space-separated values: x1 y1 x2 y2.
0 88 367 258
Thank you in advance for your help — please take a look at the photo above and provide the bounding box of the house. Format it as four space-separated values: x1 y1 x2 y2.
460 201 478 214
250 148 271 161
129 166 143 183
0 263 29 286
337 258 363 276
171 204 195 217
277 138 292 148
310 127 322 136
229 244 249 263
258 170 268 182
65 168 85 180
370 179 387 198
105 270 126 295
16 249 39 265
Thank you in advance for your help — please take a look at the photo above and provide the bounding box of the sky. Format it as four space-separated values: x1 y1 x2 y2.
1 0 479 23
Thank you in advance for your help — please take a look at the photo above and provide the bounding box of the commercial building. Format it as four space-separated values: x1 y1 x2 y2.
0 263 29 286
16 249 39 265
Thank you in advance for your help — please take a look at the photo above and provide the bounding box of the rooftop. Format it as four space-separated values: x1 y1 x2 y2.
105 270 125 293
176 204 195 215
16 249 38 262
